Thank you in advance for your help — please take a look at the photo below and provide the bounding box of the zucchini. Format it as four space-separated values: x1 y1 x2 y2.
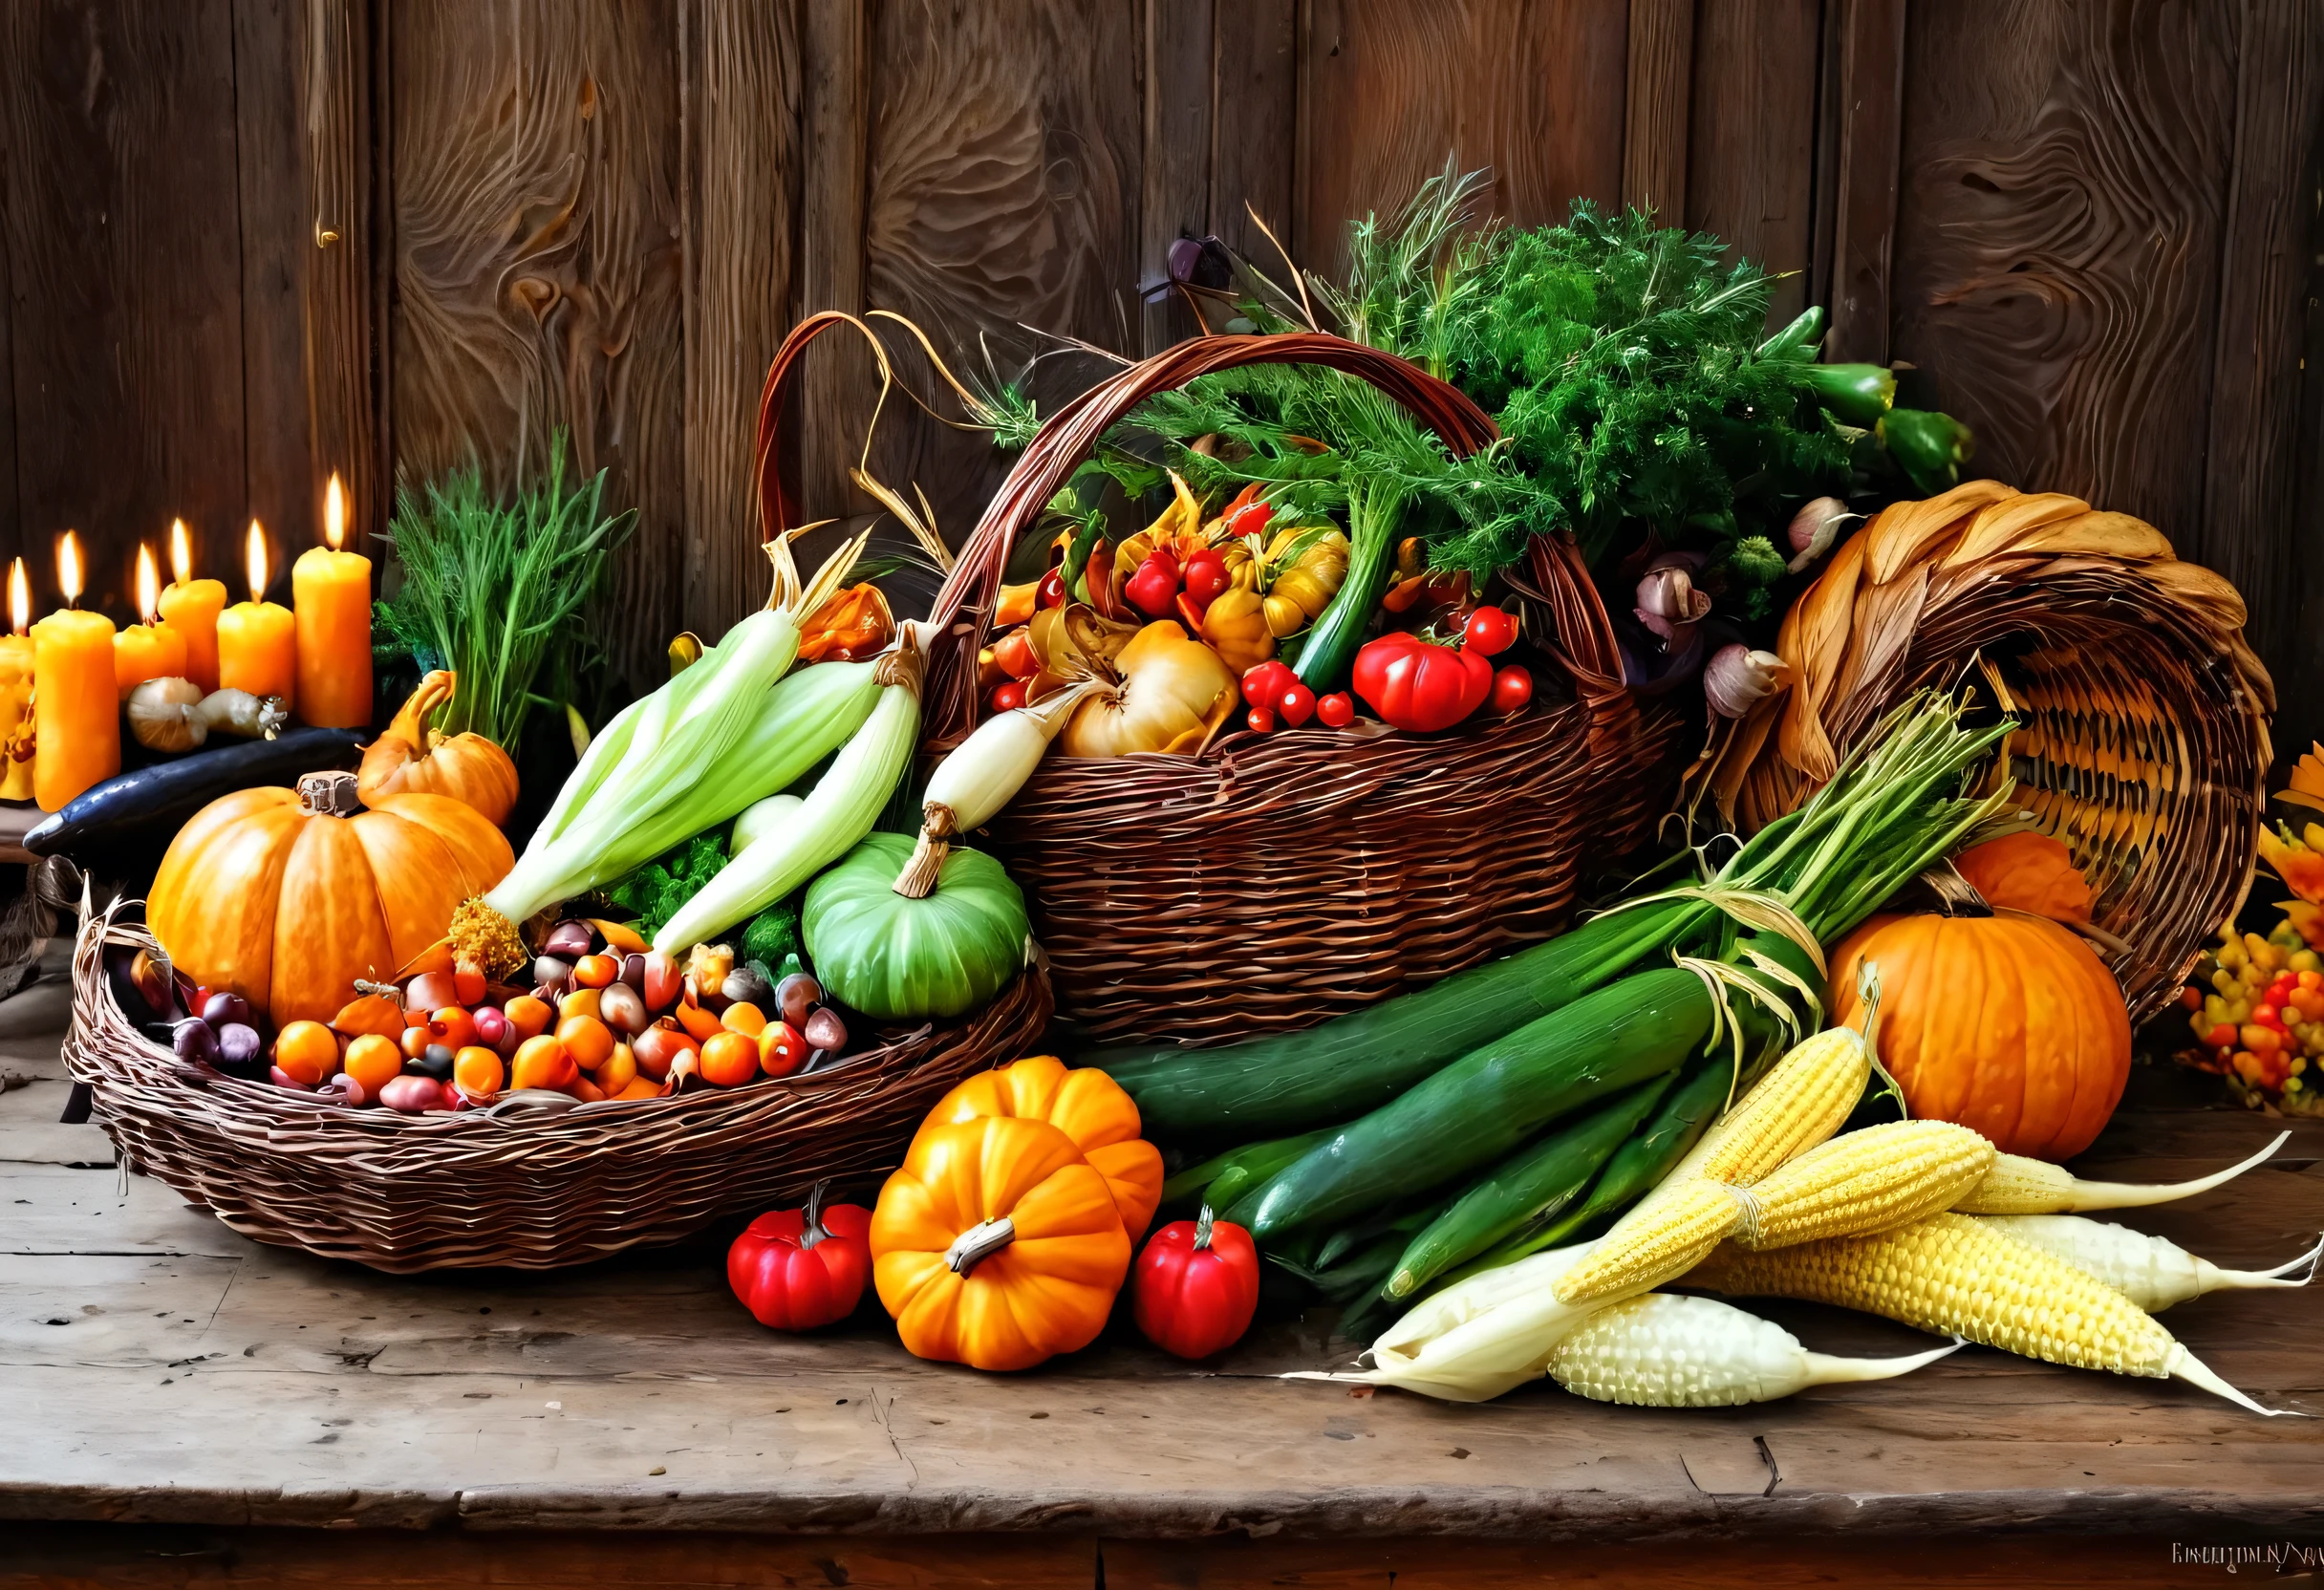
1382 1072 1676 1300
25 728 365 860
1238 966 1717 1239
1200 1127 1340 1215
1290 478 1400 695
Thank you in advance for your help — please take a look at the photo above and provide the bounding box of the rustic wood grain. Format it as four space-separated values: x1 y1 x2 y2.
1142 0 1215 354
1208 0 1298 261
2202 0 2321 735
1889 0 2237 539
680 0 799 643
301 0 378 558
0 0 248 613
796 0 873 519
1297 0 1628 271
1824 0 1905 363
1622 0 1693 225
388 0 686 689
1688 0 1822 332
231 0 315 555
2296 66 2324 767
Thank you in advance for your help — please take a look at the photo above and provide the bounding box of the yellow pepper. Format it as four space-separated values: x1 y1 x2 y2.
1199 588 1275 675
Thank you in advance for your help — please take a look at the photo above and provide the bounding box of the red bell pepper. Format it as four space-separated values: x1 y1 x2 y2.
1220 482 1273 540
1132 1205 1260 1361
1350 632 1494 733
727 1181 872 1331
1126 551 1182 619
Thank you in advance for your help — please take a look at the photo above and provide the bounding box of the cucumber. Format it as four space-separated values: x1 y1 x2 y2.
1238 966 1716 1239
1382 1072 1676 1300
24 728 364 861
1201 1127 1340 1215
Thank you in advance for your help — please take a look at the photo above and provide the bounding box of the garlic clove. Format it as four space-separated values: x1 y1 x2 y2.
197 687 290 741
1704 643 1794 719
1785 496 1861 572
126 677 207 753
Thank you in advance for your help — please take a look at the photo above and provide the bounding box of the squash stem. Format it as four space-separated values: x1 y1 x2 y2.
944 1216 1017 1276
894 804 956 901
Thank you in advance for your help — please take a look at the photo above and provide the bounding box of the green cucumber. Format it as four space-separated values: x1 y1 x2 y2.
1382 1072 1676 1300
1290 478 1400 695
1237 966 1716 1239
1196 1127 1339 1215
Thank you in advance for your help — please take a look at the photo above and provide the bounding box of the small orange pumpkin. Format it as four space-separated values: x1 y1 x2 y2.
1829 911 2130 1161
148 771 514 1030
1954 831 2094 924
913 1056 1163 1238
872 1115 1131 1371
358 672 520 826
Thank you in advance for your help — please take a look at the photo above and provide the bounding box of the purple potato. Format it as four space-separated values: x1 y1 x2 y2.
620 952 647 992
202 990 252 1030
544 920 596 960
721 966 775 1012
171 1018 221 1066
216 1022 264 1067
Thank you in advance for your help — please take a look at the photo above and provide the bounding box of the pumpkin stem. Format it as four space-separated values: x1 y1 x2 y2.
800 1178 833 1250
943 1215 1017 1276
297 770 362 817
1194 1203 1215 1252
893 803 955 901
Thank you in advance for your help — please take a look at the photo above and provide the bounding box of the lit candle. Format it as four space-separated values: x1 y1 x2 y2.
0 560 35 802
112 544 190 698
32 532 119 812
292 473 372 727
157 518 226 692
217 521 295 705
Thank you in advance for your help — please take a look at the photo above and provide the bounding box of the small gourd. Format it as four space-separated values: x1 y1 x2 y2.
358 671 520 826
1259 524 1350 637
1953 831 2095 924
912 1055 1163 1238
802 829 1028 1021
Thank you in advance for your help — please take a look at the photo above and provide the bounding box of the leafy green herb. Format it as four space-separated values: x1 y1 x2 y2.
741 901 803 969
596 832 727 943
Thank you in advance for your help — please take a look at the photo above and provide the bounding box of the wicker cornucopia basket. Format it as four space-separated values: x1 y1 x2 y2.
62 892 1051 1272
1690 480 2274 1021
849 333 1684 1047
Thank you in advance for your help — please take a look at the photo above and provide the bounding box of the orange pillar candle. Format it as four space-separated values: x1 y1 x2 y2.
113 544 189 698
0 559 34 802
32 533 118 812
292 474 372 727
157 518 226 692
217 520 296 705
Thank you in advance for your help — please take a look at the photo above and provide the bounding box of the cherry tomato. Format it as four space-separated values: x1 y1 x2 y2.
1183 552 1230 608
1491 664 1534 715
1315 691 1355 728
1463 605 1519 657
1277 682 1316 727
1242 660 1294 702
1037 568 1068 609
992 629 1040 679
761 1021 811 1078
1246 704 1277 734
989 680 1027 714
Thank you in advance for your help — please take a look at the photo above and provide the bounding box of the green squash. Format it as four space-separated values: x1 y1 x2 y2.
802 831 1029 1021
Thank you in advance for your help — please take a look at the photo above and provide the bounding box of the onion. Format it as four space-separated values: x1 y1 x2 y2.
1785 496 1861 572
127 677 206 752
1704 643 1793 719
1633 558 1711 643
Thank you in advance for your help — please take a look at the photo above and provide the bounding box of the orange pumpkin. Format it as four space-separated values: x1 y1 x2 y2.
148 771 514 1030
1829 911 2131 1161
1954 832 2094 924
357 672 520 826
913 1055 1163 1238
872 1115 1131 1371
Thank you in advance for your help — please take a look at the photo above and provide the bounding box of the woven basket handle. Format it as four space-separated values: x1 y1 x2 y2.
918 332 1619 738
751 310 907 545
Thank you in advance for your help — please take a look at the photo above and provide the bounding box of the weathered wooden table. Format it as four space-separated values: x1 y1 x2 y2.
2 963 2319 1588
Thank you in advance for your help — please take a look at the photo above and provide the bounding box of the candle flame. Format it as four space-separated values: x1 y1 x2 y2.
170 518 193 586
58 531 84 607
325 473 347 551
245 520 269 602
136 544 161 625
8 559 27 636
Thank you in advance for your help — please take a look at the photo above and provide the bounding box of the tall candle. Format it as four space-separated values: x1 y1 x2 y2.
217 520 295 705
33 533 118 812
157 518 226 692
113 543 189 698
0 559 34 802
293 474 372 727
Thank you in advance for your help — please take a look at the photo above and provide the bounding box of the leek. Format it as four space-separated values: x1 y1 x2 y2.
652 634 925 955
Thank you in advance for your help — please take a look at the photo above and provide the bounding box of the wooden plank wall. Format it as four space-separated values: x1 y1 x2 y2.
0 0 2315 754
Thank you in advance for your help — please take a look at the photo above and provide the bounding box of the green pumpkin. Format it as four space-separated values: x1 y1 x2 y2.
802 831 1029 1021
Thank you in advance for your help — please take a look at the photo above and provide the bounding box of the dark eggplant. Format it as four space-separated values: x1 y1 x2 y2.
25 727 364 860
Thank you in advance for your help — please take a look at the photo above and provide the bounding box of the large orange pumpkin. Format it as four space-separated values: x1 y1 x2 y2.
872 1115 1131 1371
1828 912 2130 1161
357 672 520 826
1953 831 2094 924
911 1056 1164 1238
149 770 514 1029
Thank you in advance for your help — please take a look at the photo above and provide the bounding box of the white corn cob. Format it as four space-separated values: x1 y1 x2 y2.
1977 1215 2323 1313
1956 1131 2291 1214
1547 1292 1959 1407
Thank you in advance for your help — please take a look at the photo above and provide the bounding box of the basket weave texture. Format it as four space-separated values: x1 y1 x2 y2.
1690 479 2274 1022
860 333 1684 1045
65 890 1049 1275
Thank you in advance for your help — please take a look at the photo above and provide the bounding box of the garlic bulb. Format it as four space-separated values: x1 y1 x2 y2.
1704 644 1793 719
1634 559 1711 643
126 677 206 752
197 688 289 741
1785 496 1861 572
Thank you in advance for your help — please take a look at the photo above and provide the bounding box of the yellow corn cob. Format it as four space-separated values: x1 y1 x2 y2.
1954 1130 2291 1214
1690 1022 1872 1185
1556 1120 1994 1301
1975 1215 2323 1313
1546 1292 1960 1407
1689 1213 2288 1414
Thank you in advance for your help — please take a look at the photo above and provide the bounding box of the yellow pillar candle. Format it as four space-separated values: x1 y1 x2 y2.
158 518 226 692
0 561 34 802
113 544 189 698
293 474 372 727
218 520 296 705
33 533 118 812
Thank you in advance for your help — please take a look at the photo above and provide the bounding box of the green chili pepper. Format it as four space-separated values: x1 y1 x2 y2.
1803 362 1898 426
1879 408 1977 496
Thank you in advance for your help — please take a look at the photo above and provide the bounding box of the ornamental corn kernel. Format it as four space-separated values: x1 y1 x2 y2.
1691 1024 1871 1185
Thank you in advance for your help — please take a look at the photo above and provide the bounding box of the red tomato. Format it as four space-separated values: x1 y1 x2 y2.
1246 704 1277 734
1242 659 1294 702
988 680 1027 715
1350 633 1493 732
760 1020 811 1078
1036 568 1068 609
1463 605 1519 656
1277 682 1316 727
727 1183 872 1331
1132 1208 1260 1360
1126 552 1181 618
1315 691 1355 728
992 629 1040 680
1183 551 1230 608
1219 482 1272 539
1491 664 1534 715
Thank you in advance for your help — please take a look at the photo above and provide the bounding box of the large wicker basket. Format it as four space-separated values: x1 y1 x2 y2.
1689 480 2274 1022
62 893 1052 1272
823 333 1681 1046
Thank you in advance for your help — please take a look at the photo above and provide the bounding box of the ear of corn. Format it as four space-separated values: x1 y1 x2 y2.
1954 1131 2292 1214
1688 1021 1873 1186
1976 1215 2324 1314
1546 1292 1961 1407
1689 1213 2291 1415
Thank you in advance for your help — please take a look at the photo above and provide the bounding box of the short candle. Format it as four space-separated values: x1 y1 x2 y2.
157 518 226 693
113 543 189 698
217 520 296 705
